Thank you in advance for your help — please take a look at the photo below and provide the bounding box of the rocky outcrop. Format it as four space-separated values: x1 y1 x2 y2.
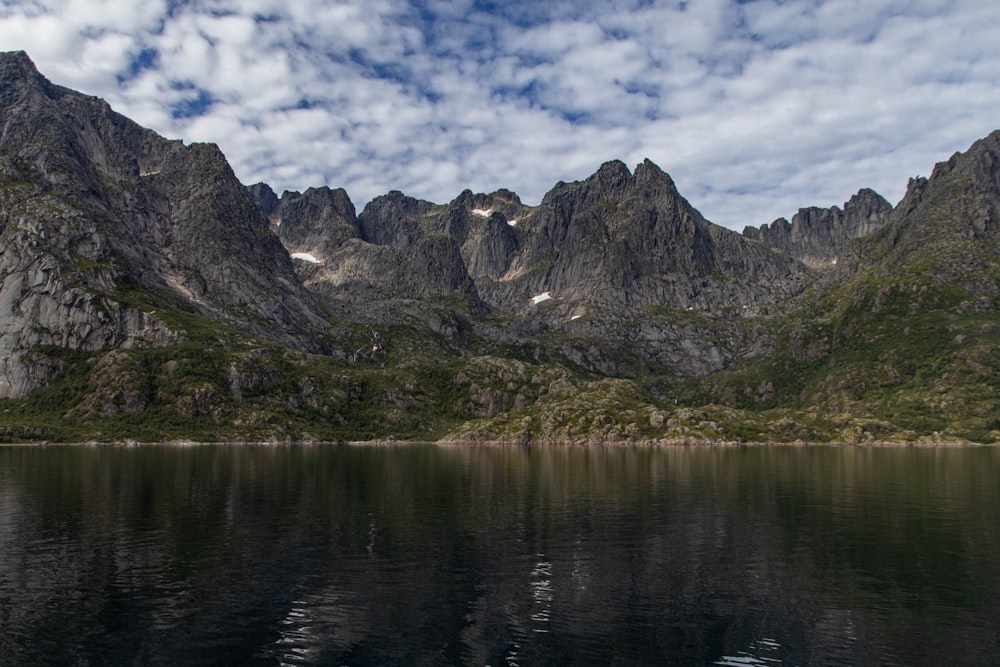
743 189 893 268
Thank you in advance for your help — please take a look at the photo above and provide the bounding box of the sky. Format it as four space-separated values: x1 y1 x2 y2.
2 0 998 230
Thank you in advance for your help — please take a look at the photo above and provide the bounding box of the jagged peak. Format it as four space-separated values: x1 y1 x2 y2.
383 189 416 201
247 183 280 221
929 130 1000 184
301 184 353 200
0 50 40 80
633 157 671 181
742 186 894 269
893 176 929 217
793 203 843 225
0 52 102 112
357 190 435 247
883 131 1000 244
249 182 277 197
278 185 357 220
362 189 434 214
451 187 524 213
0 50 75 105
584 158 680 195
1 49 33 67
596 159 631 175
490 188 522 204
844 188 892 216
751 188 891 238
632 157 681 199
454 189 496 211
852 187 888 200
589 159 632 189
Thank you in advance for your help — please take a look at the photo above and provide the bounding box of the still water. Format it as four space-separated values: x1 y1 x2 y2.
0 444 998 666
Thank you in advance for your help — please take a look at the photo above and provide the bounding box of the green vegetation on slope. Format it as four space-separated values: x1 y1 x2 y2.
685 256 1000 444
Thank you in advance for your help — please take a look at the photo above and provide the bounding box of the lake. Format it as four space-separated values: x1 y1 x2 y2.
1 443 997 666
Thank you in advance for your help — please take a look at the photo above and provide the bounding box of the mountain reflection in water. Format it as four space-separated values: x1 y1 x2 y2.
0 444 998 665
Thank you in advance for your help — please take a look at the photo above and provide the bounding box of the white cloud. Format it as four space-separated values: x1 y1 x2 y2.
2 0 999 230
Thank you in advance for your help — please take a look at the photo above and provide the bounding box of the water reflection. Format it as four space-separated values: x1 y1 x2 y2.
715 636 783 666
0 444 998 665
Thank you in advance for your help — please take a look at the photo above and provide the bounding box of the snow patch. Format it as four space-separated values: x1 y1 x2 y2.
570 315 581 321
471 208 493 217
507 219 518 227
139 169 160 176
531 292 552 305
291 252 321 264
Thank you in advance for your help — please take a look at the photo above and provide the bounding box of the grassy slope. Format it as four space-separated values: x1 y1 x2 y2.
685 144 1000 445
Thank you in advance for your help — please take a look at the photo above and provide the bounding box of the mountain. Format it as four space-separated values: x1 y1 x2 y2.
0 51 336 400
0 50 997 444
255 157 815 378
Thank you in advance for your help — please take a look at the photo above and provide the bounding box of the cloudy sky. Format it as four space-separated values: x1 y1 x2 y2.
2 0 998 229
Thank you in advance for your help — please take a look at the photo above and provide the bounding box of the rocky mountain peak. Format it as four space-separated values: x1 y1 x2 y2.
537 158 685 228
742 188 893 268
0 50 49 98
262 185 360 265
594 159 632 186
935 130 1000 196
632 158 678 192
867 130 1000 287
247 182 280 222
358 190 434 247
847 187 888 209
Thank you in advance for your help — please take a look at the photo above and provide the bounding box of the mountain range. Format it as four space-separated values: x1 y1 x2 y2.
1 51 997 444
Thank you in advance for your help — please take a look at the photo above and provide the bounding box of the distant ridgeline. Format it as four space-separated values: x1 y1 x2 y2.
1 50 998 444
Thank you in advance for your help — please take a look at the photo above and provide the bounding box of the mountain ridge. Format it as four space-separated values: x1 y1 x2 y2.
1 50 997 444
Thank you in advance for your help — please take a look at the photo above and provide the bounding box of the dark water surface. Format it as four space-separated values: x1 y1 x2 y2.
1 444 998 666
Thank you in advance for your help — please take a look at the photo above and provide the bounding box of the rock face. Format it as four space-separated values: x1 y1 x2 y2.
251 183 361 260
257 156 814 377
255 186 484 317
742 189 893 268
0 51 331 398
481 158 811 313
291 158 812 318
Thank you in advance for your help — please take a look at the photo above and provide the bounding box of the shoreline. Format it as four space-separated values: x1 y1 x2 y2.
0 438 990 448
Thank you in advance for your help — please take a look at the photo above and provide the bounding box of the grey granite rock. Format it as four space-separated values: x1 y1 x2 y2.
743 188 893 268
0 51 332 397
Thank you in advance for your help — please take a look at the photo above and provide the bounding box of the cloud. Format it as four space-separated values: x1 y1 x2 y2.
2 0 999 230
